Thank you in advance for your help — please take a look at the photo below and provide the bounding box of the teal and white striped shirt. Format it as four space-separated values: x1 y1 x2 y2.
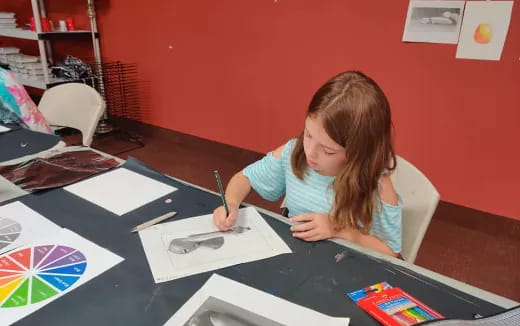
243 139 402 253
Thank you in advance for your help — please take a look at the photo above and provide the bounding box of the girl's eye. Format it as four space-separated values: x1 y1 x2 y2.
323 150 336 155
304 131 311 138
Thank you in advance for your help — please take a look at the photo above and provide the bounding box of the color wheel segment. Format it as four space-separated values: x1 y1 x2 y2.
0 245 87 307
0 217 21 251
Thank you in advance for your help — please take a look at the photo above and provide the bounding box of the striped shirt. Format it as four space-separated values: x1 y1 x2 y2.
243 139 402 253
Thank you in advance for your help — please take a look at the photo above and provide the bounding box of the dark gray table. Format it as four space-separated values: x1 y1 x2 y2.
5 157 513 326
0 125 60 162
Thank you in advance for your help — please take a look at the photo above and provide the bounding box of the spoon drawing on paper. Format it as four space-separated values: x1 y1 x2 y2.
168 226 251 255
188 226 251 238
169 237 225 254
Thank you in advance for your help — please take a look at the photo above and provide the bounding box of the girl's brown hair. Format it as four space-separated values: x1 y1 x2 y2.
291 71 396 233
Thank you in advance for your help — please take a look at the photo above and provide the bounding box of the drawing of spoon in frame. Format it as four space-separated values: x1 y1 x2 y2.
169 236 225 255
188 226 251 239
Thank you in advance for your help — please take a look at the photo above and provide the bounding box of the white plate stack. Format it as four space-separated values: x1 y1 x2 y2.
0 12 18 30
13 58 50 80
0 47 21 65
0 49 50 82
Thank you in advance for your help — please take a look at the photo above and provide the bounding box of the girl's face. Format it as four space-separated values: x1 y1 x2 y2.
303 116 347 176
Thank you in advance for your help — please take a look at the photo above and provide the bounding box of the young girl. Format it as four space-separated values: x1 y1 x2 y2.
213 71 402 257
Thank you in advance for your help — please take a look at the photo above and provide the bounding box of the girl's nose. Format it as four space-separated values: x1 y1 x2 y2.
307 143 319 160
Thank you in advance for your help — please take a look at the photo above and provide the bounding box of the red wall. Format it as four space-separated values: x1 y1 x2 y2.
3 1 520 220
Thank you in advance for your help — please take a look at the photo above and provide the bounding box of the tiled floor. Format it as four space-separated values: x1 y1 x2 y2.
85 118 520 302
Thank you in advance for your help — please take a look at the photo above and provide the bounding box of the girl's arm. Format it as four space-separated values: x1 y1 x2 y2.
214 143 285 230
225 171 252 208
290 174 401 257
225 144 284 207
333 228 398 257
290 213 399 257
379 174 398 205
213 171 252 230
336 174 400 257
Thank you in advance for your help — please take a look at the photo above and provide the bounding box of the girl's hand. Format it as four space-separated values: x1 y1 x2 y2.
289 213 336 241
213 204 239 231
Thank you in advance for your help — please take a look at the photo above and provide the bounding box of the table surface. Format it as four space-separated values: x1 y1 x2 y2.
1 130 517 325
3 157 514 326
0 126 61 163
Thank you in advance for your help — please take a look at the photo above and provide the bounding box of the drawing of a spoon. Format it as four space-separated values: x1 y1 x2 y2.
168 236 224 254
188 226 251 238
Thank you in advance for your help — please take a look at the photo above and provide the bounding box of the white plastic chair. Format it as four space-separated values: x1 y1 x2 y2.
38 83 105 146
391 155 440 263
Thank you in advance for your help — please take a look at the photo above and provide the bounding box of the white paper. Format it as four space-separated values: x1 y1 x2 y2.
64 167 177 215
0 175 28 204
139 207 292 283
0 126 11 133
456 1 514 61
0 202 62 255
402 1 465 44
0 228 123 325
0 13 16 19
165 273 349 326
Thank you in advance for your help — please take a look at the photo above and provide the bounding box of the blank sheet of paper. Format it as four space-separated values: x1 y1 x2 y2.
64 168 177 215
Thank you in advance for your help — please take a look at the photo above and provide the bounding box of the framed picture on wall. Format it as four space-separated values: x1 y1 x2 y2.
402 0 466 44
456 1 514 61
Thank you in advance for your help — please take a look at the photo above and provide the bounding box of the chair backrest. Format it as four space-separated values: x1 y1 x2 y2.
390 155 440 263
38 83 105 146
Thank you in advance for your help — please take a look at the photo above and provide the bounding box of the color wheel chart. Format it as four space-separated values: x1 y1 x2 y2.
0 245 86 307
0 218 21 251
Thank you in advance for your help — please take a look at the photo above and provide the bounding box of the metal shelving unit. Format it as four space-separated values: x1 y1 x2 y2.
0 29 99 41
0 0 102 89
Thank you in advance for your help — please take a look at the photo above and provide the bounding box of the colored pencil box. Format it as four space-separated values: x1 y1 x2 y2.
357 287 443 325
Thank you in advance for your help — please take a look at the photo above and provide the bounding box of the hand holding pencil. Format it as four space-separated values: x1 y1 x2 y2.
213 204 239 231
213 171 239 231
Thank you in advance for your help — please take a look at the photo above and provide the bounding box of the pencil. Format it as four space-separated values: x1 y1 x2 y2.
214 170 229 216
131 211 177 233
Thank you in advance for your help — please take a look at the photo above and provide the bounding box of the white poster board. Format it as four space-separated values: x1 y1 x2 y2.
0 228 123 325
139 207 292 282
164 274 349 326
65 168 177 215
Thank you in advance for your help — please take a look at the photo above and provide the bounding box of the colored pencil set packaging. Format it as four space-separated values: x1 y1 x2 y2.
347 282 443 325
